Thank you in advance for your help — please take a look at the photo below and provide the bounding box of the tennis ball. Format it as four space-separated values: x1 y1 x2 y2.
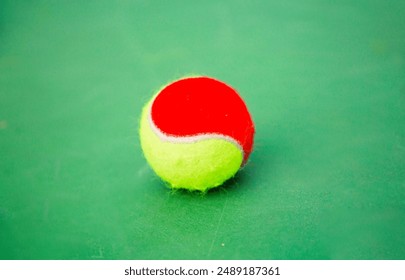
139 76 255 192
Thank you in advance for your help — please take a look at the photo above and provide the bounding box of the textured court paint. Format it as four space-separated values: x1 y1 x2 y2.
2 0 405 261
151 77 254 164
140 100 243 191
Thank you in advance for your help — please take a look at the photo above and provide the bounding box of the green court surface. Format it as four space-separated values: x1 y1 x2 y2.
1 1 405 260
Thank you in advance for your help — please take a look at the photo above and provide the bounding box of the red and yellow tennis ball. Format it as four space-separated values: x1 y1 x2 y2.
139 76 255 191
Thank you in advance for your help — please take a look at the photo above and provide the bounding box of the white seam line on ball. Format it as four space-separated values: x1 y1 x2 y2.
147 105 245 160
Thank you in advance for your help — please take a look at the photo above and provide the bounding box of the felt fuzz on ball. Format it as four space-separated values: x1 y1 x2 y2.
139 76 255 191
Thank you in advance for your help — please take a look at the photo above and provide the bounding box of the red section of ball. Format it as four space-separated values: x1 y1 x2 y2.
151 76 255 164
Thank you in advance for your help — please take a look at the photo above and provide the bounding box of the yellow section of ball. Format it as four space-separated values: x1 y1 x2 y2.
139 100 243 192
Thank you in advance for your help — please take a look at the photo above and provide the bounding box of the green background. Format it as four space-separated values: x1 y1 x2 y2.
1 0 405 260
